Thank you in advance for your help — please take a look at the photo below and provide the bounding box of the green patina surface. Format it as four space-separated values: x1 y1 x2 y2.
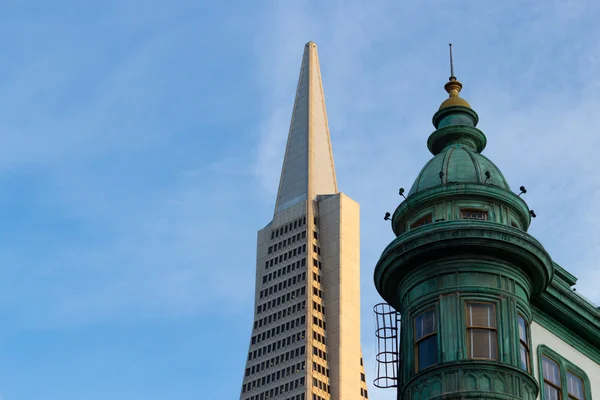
373 82 600 399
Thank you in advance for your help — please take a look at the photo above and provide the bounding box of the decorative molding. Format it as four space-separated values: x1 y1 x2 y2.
532 307 600 365
531 275 600 352
432 105 479 129
374 221 553 306
391 184 531 235
402 360 538 400
427 124 487 154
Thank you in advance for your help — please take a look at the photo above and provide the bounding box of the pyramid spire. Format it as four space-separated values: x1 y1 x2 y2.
274 42 338 215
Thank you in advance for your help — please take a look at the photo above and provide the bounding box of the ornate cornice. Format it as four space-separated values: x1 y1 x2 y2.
374 221 553 307
427 124 487 154
391 184 531 236
532 279 600 353
432 105 479 128
402 359 538 400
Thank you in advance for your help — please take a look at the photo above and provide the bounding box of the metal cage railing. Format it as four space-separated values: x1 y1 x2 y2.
373 302 401 388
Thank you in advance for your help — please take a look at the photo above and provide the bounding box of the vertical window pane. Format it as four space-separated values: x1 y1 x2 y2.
518 315 529 372
417 335 438 370
518 316 527 343
415 310 436 340
567 372 585 399
543 383 561 400
519 344 528 371
466 302 497 360
467 329 498 359
542 356 561 386
468 303 496 327
461 209 488 220
414 309 438 372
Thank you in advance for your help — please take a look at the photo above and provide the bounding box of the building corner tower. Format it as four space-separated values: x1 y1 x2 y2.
240 42 369 400
373 54 600 399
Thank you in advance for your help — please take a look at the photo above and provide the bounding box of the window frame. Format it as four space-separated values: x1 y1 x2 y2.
538 345 592 400
409 213 433 230
541 354 562 399
518 314 532 372
464 301 499 360
413 307 439 372
460 208 489 221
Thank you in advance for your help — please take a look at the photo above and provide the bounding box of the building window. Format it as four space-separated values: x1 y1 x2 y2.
461 209 488 221
542 355 562 400
540 346 590 400
567 372 586 400
518 315 530 372
465 302 497 360
414 309 438 371
410 214 432 229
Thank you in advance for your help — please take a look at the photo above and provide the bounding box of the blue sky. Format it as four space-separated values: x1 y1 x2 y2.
0 1 599 399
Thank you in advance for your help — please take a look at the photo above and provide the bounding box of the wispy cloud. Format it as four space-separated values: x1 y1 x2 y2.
1 1 599 398
252 1 600 396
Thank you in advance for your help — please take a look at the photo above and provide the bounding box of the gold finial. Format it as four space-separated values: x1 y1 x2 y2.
439 43 470 109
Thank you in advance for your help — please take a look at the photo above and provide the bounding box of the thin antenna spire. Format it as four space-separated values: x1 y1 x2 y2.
449 43 455 79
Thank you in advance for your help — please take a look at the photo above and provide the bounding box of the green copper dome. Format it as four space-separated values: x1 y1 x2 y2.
408 144 509 195
390 74 532 237
407 79 510 196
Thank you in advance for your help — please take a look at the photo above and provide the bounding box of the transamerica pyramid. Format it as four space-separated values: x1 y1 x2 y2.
239 42 369 400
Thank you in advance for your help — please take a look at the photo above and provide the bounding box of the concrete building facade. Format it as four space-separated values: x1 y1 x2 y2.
240 42 368 400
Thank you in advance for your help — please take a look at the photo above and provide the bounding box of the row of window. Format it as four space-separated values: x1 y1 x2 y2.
247 345 307 379
262 258 306 284
312 394 327 400
360 387 369 398
313 345 328 361
313 330 326 346
251 316 306 345
268 231 307 255
313 258 322 270
413 303 591 400
313 286 323 299
257 286 306 315
248 331 304 362
265 244 307 270
312 244 321 255
244 376 305 400
284 394 305 400
259 272 306 300
312 272 322 284
242 361 306 393
312 361 329 378
312 315 326 331
541 350 588 400
312 377 330 394
271 217 306 240
409 208 489 231
313 300 325 315
254 301 306 331
414 302 510 371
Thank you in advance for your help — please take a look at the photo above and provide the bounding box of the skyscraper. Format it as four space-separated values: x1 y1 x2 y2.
239 42 368 400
